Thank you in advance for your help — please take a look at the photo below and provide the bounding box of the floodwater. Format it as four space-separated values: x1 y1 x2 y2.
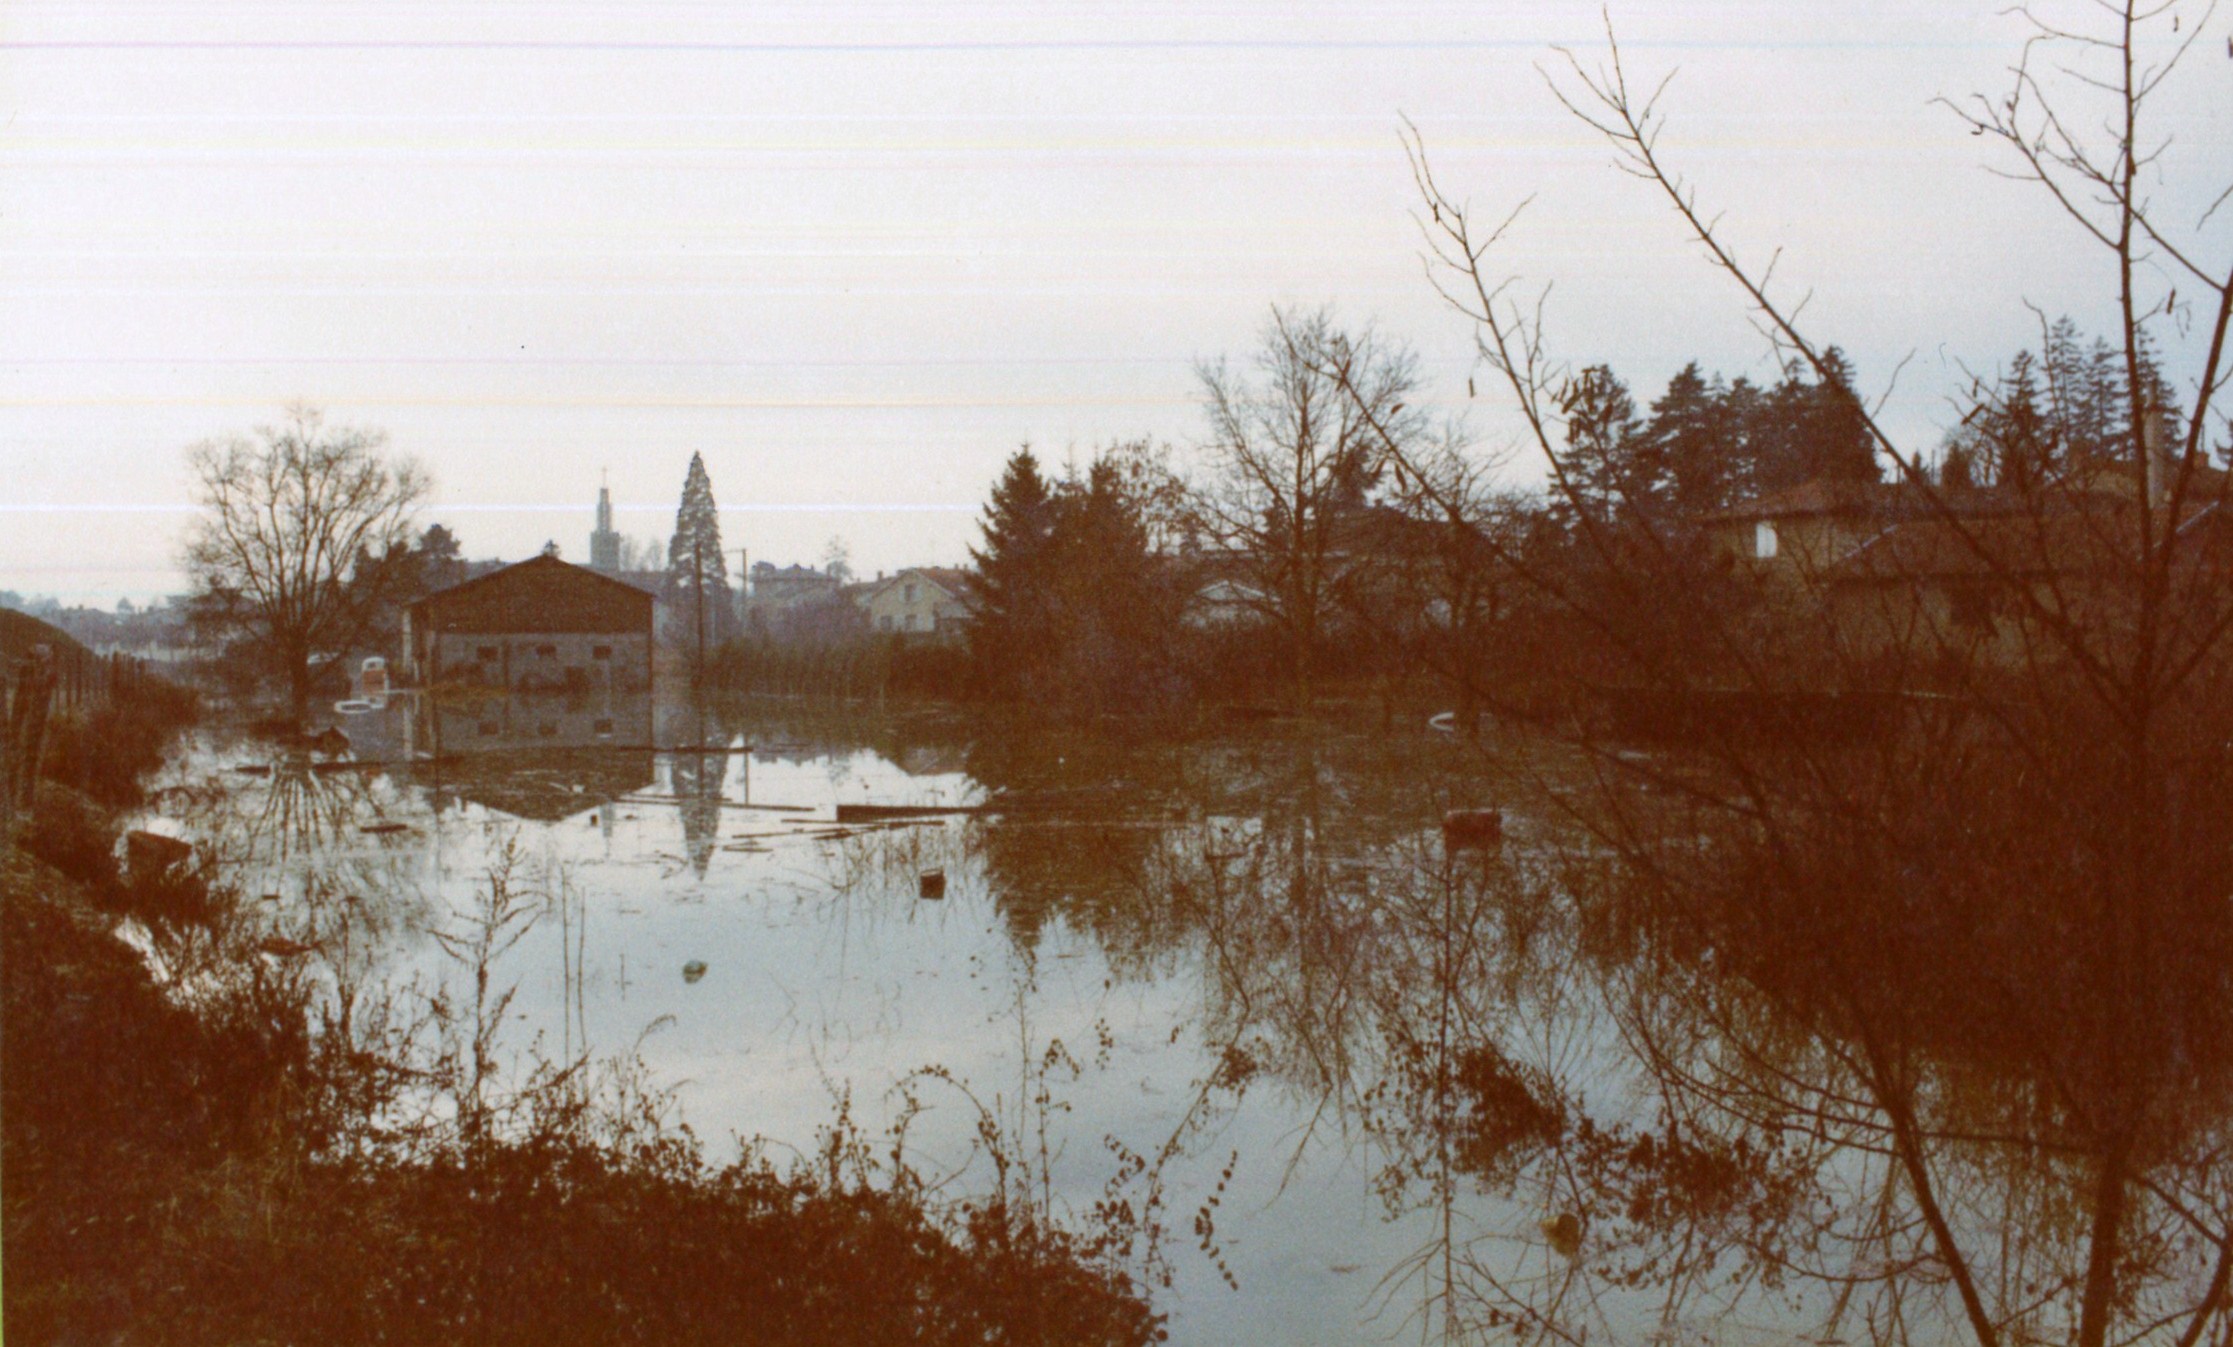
141 687 2202 1347
146 691 1602 1346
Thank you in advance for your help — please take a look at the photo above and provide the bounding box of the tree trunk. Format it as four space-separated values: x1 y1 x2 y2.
2077 1133 2133 1347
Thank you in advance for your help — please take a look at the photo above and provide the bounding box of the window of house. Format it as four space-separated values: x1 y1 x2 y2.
478 721 499 737
1755 521 1779 559
594 718 614 736
904 583 917 603
537 722 557 737
879 615 894 632
592 645 612 661
477 646 498 662
537 644 558 658
906 612 920 631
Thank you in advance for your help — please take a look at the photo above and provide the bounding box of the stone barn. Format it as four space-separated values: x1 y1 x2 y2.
403 554 656 694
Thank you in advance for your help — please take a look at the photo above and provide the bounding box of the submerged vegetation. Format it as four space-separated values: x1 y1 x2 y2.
2 711 1163 1344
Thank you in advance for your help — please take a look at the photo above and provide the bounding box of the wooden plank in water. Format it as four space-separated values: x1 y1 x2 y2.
834 803 982 822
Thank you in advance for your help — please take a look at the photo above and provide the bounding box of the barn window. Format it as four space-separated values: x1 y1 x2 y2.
537 644 558 659
1754 521 1779 559
592 645 612 661
477 721 499 736
477 646 498 662
537 722 557 737
594 719 614 736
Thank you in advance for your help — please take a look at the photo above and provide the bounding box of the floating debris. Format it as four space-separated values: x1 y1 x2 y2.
682 960 708 984
1441 808 1503 852
359 821 411 835
919 870 946 900
255 935 318 959
836 803 978 823
124 830 194 881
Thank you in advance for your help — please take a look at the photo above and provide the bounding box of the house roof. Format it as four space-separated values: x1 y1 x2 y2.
858 566 973 605
1705 474 2113 528
1828 498 2233 583
408 553 655 634
1705 477 1907 523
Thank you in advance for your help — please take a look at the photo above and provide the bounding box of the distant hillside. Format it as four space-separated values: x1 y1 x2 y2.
0 608 92 663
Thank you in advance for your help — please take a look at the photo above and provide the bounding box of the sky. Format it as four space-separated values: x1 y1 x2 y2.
3 1 2226 606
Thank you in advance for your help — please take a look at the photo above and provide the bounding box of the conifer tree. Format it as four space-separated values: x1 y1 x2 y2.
965 448 1058 698
1553 364 1644 525
1048 455 1172 709
1980 349 2054 491
664 452 736 671
1643 362 1742 515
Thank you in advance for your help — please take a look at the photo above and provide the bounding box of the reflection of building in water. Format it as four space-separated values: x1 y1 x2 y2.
416 689 654 755
409 692 655 823
402 553 655 694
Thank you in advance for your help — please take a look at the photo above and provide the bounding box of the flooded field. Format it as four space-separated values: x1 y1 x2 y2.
141 693 1591 1346
131 683 2223 1347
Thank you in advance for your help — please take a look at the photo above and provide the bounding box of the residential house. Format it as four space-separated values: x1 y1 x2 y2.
403 553 657 693
857 567 972 640
1705 462 2233 669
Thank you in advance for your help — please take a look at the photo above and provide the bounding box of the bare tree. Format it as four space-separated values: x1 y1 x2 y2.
1332 4 2233 1344
182 405 429 722
618 535 665 573
1193 305 1431 711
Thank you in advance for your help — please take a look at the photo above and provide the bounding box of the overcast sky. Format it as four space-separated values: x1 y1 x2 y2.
4 2 2226 605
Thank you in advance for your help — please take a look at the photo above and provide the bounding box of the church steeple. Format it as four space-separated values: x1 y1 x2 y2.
590 471 621 572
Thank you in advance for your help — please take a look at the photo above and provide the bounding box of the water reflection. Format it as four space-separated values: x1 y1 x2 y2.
137 701 2233 1345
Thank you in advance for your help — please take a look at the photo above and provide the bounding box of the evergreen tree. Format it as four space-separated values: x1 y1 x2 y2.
1554 364 1645 524
1049 456 1173 709
664 452 736 669
1801 348 1878 482
1977 349 2055 491
1739 351 1878 492
966 448 1060 698
419 523 466 591
1940 439 1981 490
1643 362 1742 515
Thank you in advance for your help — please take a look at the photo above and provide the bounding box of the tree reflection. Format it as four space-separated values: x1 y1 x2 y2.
988 698 2233 1344
665 701 733 879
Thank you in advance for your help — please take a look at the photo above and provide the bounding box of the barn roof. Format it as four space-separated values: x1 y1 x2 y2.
408 554 655 635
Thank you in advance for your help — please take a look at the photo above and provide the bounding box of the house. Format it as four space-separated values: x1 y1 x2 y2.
402 553 656 693
1187 578 1271 628
749 562 841 607
857 567 972 639
1705 463 2233 669
1705 477 1917 570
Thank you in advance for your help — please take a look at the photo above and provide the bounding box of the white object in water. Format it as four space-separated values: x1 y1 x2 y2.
334 699 377 714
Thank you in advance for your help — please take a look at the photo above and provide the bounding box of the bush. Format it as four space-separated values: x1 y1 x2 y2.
39 673 200 806
2 827 1163 1346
